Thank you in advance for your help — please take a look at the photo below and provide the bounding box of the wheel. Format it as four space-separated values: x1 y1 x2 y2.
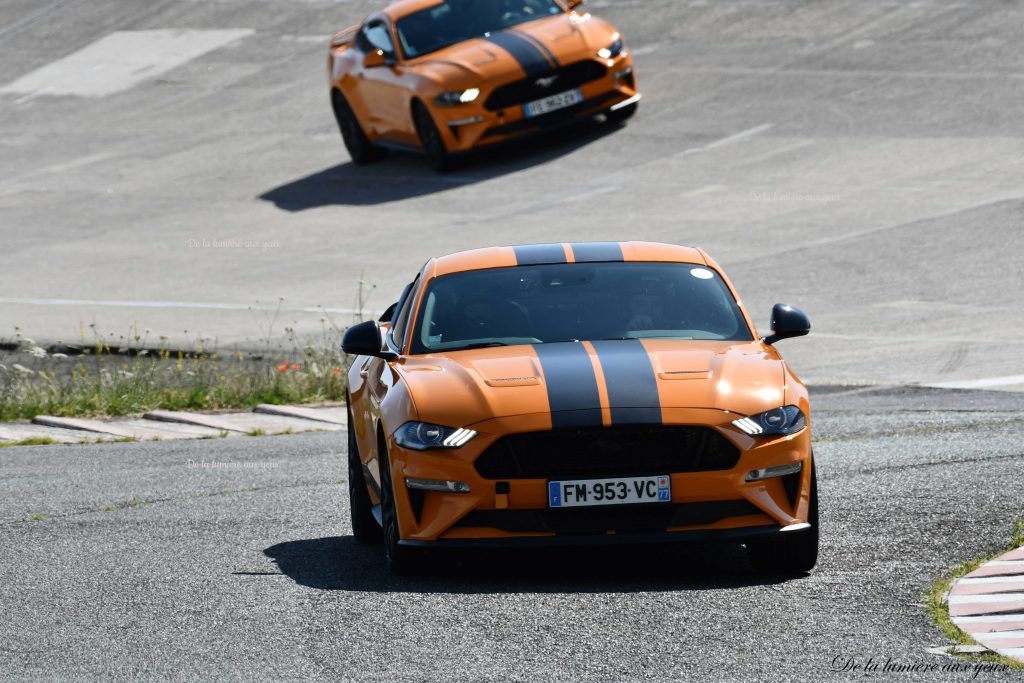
412 101 454 172
607 102 638 125
746 459 819 575
377 428 419 575
347 409 382 544
331 90 384 165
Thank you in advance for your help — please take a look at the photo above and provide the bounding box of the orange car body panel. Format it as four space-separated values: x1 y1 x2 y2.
327 1 639 153
347 242 813 545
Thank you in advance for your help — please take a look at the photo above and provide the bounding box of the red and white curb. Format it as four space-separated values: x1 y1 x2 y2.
949 546 1024 662
0 404 346 445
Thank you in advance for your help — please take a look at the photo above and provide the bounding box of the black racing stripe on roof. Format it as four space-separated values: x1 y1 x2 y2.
513 244 566 265
590 340 662 425
510 29 559 68
533 343 603 429
485 30 552 77
571 242 624 262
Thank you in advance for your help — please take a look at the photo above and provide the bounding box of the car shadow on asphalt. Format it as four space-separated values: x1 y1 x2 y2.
258 120 624 210
263 536 797 593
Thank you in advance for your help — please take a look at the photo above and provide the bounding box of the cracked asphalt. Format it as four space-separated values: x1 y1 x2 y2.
1 386 1021 681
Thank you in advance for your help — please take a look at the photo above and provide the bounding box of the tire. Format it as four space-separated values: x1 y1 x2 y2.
607 102 638 125
348 409 382 544
746 459 819 575
377 428 419 575
412 101 454 172
332 90 383 165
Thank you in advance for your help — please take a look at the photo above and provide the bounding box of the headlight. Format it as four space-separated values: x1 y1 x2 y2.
433 88 480 107
394 422 478 450
732 406 806 436
598 37 624 59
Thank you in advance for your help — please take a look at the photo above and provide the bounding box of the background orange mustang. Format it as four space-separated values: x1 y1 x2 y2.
327 0 640 170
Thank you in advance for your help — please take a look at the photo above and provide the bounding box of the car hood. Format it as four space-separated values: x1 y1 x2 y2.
397 340 786 428
409 13 616 86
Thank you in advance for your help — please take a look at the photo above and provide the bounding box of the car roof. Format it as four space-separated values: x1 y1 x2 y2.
428 242 709 278
381 0 445 21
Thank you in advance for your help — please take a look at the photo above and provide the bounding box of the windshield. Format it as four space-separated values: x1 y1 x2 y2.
411 262 753 353
396 0 565 59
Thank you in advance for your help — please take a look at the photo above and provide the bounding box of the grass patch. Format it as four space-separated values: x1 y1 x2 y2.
925 517 1024 668
0 314 355 421
0 436 57 448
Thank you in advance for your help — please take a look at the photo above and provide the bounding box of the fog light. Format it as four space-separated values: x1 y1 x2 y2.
745 461 802 482
405 477 471 493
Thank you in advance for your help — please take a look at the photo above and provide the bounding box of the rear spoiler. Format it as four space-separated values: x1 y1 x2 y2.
330 24 360 48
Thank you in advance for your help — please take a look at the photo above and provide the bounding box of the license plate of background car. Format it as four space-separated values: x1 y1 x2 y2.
547 475 671 508
523 88 584 118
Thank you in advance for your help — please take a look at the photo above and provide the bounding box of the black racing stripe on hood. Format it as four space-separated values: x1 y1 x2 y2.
513 243 566 265
571 242 623 262
590 340 662 425
533 343 603 429
485 30 552 77
510 29 559 68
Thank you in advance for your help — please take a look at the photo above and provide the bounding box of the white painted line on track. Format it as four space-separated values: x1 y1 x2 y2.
682 185 724 198
685 124 774 154
0 297 372 316
926 375 1024 390
1 29 254 98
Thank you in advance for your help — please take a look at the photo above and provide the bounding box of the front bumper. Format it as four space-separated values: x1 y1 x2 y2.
430 53 639 153
387 408 814 547
400 523 811 548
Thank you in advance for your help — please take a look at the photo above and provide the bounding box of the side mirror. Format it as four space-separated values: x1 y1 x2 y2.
763 304 810 345
565 0 585 8
360 49 391 68
342 320 397 360
363 49 388 68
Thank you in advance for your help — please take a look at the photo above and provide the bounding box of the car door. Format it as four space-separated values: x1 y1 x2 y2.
351 19 407 140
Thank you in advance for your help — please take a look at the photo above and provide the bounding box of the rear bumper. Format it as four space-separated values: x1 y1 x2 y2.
399 522 807 549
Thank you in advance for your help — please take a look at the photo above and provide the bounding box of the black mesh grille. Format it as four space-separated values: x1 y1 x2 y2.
474 425 741 480
454 500 762 535
484 61 608 111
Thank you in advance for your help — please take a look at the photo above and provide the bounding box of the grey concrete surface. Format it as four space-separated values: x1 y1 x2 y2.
1 0 1022 389
0 386 1022 680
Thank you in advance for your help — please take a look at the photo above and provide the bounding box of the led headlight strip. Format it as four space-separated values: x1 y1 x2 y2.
442 427 477 447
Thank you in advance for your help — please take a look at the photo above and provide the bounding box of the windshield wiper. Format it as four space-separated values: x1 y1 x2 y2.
540 338 581 344
455 341 510 350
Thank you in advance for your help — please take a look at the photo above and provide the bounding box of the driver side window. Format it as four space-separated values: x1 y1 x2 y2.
358 22 395 58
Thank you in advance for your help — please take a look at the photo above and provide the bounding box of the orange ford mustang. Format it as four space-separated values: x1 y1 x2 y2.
343 242 817 574
327 0 640 170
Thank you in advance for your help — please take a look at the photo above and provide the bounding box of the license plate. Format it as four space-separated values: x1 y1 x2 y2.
548 475 671 508
523 88 583 118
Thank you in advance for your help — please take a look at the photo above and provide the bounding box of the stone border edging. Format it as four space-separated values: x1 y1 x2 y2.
949 546 1024 662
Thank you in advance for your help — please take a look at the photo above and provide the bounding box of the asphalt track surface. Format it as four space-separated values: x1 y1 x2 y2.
0 0 1022 389
1 386 1022 681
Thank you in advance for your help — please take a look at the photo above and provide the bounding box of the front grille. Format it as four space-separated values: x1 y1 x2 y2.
482 92 617 138
474 425 740 480
454 500 762 534
485 60 608 111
